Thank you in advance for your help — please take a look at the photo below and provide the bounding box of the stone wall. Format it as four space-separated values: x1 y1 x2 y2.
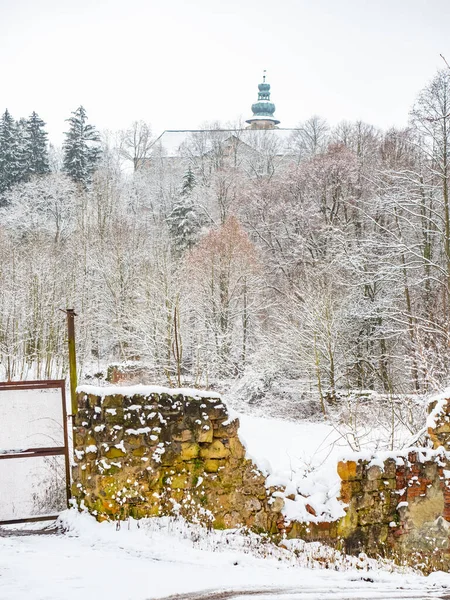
329 394 450 571
428 393 450 450
71 386 450 573
336 449 450 571
72 385 283 531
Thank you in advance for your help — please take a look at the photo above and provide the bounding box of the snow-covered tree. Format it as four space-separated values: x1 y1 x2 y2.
63 106 101 187
3 68 450 403
181 166 196 195
187 216 262 376
25 112 50 176
2 173 77 243
0 109 26 197
411 69 450 296
119 121 153 171
167 167 200 254
291 115 329 159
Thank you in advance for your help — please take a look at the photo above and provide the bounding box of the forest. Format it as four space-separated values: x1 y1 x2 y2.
1 69 450 410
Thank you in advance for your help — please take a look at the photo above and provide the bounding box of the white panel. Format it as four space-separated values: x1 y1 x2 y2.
0 455 67 521
0 387 64 451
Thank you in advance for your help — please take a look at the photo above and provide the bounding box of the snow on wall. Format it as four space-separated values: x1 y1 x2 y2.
77 384 222 400
70 385 450 572
71 387 283 531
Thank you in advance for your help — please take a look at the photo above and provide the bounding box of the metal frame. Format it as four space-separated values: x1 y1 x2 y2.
0 379 71 525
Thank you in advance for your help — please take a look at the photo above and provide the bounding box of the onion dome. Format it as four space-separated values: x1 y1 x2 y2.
246 71 280 129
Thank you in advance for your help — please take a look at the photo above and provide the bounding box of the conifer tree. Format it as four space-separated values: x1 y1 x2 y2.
25 112 50 176
167 167 200 254
63 106 101 187
0 109 26 196
16 118 30 180
181 166 196 196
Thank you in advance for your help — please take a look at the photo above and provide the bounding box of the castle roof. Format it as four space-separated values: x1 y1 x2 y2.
151 128 300 159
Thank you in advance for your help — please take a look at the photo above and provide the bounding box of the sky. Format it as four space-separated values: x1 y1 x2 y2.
1 0 449 145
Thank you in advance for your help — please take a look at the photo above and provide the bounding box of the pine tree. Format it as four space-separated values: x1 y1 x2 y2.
63 106 101 187
0 109 27 196
181 166 196 196
16 118 30 180
25 112 50 176
167 167 200 254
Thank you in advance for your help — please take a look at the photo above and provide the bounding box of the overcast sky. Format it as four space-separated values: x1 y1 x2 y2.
1 0 449 145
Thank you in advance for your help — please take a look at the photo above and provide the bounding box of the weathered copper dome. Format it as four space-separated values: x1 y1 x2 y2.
246 72 280 128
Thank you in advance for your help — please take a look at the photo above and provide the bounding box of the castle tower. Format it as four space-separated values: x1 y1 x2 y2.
246 71 280 130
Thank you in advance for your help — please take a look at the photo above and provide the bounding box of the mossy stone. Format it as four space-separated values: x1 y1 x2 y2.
131 446 148 457
171 473 192 489
204 459 222 473
71 482 82 497
218 466 243 487
180 442 200 460
337 504 359 537
228 437 245 459
200 440 230 459
197 425 214 443
172 428 194 442
143 500 161 516
213 418 240 439
208 406 228 421
102 395 124 409
123 432 146 448
74 427 86 446
87 394 100 409
75 409 91 428
104 407 124 425
105 446 126 459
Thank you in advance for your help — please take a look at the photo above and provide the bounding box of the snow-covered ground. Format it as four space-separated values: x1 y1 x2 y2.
1 394 448 599
238 414 347 523
237 412 420 524
1 511 449 600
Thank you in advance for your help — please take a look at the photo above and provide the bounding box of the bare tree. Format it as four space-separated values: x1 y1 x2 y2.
120 121 153 171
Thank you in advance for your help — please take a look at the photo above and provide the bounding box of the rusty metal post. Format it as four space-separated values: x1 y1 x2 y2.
66 309 78 415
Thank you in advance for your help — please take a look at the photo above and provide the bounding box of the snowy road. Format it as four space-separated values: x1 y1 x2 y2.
1 512 449 600
156 588 450 599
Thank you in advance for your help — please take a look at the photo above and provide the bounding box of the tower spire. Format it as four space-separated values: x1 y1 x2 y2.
246 72 280 130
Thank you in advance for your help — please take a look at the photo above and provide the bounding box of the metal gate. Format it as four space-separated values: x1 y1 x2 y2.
0 380 71 525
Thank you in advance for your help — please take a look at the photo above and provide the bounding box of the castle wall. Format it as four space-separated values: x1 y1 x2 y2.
72 386 283 531
71 387 450 572
335 449 450 572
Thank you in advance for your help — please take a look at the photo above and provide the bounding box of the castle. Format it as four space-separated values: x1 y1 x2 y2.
148 74 299 169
